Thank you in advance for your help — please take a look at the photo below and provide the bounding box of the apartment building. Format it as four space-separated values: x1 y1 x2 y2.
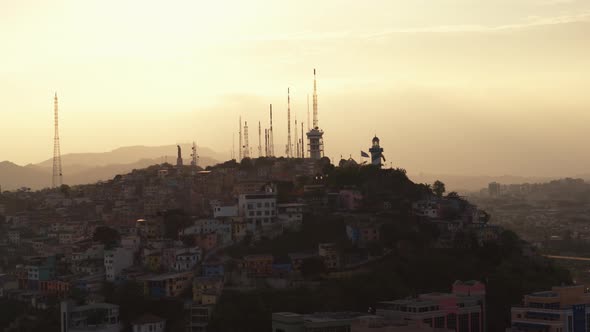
376 281 486 332
104 247 134 282
511 285 590 332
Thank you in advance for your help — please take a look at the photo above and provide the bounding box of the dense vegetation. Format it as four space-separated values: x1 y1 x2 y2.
211 220 571 332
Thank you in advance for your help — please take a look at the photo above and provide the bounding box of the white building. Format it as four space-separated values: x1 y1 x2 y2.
213 205 238 218
132 314 165 332
104 247 134 282
238 192 277 232
61 301 121 332
412 199 440 219
277 203 305 230
7 230 20 245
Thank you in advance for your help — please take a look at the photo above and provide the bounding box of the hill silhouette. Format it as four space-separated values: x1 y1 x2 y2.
0 144 220 190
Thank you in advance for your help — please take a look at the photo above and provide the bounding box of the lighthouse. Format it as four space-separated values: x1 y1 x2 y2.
369 136 385 167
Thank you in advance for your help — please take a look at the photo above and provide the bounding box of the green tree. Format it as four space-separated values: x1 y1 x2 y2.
59 184 71 197
301 257 326 278
433 180 446 198
162 209 192 239
366 241 384 257
92 226 120 246
447 191 460 198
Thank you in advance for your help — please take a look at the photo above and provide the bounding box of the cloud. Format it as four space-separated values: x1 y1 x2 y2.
368 12 590 37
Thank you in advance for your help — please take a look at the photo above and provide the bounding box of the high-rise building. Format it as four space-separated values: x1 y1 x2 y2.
488 182 501 197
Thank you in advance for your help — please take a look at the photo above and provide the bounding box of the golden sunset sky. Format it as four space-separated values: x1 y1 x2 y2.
1 0 589 176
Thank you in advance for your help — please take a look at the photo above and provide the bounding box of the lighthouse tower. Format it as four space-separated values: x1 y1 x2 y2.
369 136 385 167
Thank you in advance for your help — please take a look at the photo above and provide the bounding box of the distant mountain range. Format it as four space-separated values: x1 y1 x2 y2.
0 144 223 190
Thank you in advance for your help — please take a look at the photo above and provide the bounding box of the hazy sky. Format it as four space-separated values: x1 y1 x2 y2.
1 0 589 177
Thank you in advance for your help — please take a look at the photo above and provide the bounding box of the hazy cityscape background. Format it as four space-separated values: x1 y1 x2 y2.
2 0 590 178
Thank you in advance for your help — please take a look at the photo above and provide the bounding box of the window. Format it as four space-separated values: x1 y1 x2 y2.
447 314 457 329
434 316 445 328
459 314 469 332
471 312 481 332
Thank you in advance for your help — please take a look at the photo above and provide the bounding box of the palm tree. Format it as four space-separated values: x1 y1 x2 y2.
433 180 446 198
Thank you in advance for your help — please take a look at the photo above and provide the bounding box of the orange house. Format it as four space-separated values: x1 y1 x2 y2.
243 255 274 277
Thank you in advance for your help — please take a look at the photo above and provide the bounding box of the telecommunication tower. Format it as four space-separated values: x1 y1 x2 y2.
258 121 262 158
243 121 250 159
52 93 63 188
286 88 292 157
306 69 324 160
269 104 275 157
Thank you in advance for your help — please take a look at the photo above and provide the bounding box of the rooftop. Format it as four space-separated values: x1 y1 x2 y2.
139 271 193 281
71 303 119 312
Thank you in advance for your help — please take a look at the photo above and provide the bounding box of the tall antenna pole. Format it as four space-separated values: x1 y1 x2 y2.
258 121 262 158
232 133 235 160
286 88 292 158
301 122 305 158
294 115 299 158
243 121 250 158
307 94 310 131
269 104 274 157
313 69 318 129
52 93 63 188
264 129 268 157
239 116 243 161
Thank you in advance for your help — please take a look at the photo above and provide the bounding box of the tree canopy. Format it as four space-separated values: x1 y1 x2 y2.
433 180 446 198
92 226 120 246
